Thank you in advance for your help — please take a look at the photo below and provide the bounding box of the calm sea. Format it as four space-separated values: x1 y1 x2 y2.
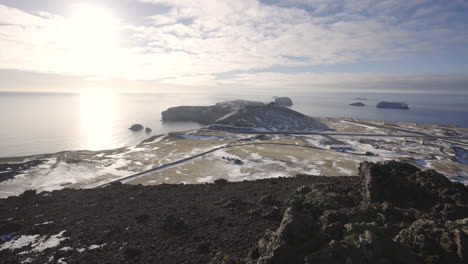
1 91 467 157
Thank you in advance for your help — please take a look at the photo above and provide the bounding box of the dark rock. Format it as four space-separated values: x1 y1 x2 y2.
307 224 423 264
0 222 21 236
162 214 188 233
289 184 354 216
214 178 228 185
359 161 468 210
135 213 150 223
123 247 142 259
129 124 144 132
196 241 211 254
322 222 344 240
145 127 152 133
349 102 365 107
253 207 325 264
274 97 293 106
395 218 468 263
376 101 410 109
259 194 277 205
262 206 281 220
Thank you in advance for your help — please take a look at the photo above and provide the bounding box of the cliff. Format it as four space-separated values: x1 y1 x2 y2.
161 100 265 125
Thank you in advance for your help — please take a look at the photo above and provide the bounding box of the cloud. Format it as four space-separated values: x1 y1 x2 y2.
217 72 468 94
0 0 467 87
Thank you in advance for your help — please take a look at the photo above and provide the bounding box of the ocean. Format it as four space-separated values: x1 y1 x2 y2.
1 91 467 157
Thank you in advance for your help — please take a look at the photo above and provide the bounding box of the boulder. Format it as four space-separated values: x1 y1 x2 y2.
306 223 424 264
359 161 468 210
145 127 152 133
289 184 355 216
274 97 293 106
129 124 144 132
252 207 324 264
377 101 410 109
349 102 365 107
395 218 468 263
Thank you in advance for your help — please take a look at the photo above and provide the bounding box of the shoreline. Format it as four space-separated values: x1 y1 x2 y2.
0 117 468 159
0 117 467 198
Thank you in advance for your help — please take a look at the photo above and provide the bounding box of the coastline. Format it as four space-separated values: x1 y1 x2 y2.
0 117 467 198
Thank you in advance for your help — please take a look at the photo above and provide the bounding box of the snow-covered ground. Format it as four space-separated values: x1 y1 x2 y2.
0 119 467 198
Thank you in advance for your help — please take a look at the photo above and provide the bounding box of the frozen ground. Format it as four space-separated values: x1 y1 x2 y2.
0 119 467 198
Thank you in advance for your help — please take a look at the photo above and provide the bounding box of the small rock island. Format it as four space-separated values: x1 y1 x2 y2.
129 124 144 132
274 97 293 106
349 102 365 107
376 101 410 109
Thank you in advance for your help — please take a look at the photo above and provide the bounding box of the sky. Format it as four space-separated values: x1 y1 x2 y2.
0 0 467 93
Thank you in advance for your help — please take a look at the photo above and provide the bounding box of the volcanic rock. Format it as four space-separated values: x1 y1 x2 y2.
252 207 324 264
129 124 144 132
359 161 468 210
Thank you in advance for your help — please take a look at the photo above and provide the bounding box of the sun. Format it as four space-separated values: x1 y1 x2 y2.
63 4 122 76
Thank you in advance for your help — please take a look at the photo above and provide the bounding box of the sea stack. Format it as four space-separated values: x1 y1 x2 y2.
129 124 144 132
376 101 409 109
274 97 293 106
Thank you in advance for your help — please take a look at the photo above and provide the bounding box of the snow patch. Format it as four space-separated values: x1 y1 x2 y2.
196 176 213 183
0 235 39 251
88 244 106 250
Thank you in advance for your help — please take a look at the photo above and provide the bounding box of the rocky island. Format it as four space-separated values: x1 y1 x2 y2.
349 102 365 107
161 100 265 124
377 101 410 109
274 97 293 106
211 103 330 131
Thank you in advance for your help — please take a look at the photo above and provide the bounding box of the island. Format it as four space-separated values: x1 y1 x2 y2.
211 102 329 131
274 96 293 106
377 101 410 109
161 100 264 124
349 102 365 107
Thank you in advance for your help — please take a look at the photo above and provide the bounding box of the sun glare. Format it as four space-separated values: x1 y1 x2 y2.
79 89 118 150
64 4 121 76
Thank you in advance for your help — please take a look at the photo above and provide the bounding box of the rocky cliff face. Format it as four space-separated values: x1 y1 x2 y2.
213 104 330 131
161 100 265 125
249 161 467 264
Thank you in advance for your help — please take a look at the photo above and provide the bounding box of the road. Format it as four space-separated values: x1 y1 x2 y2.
98 123 468 187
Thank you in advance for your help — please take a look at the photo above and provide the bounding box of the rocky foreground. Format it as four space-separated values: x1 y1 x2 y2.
0 161 467 264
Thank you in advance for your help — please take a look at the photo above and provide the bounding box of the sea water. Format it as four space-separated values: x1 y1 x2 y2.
0 91 467 157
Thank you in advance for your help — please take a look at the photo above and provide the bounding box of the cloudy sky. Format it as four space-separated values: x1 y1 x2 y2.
0 0 468 93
